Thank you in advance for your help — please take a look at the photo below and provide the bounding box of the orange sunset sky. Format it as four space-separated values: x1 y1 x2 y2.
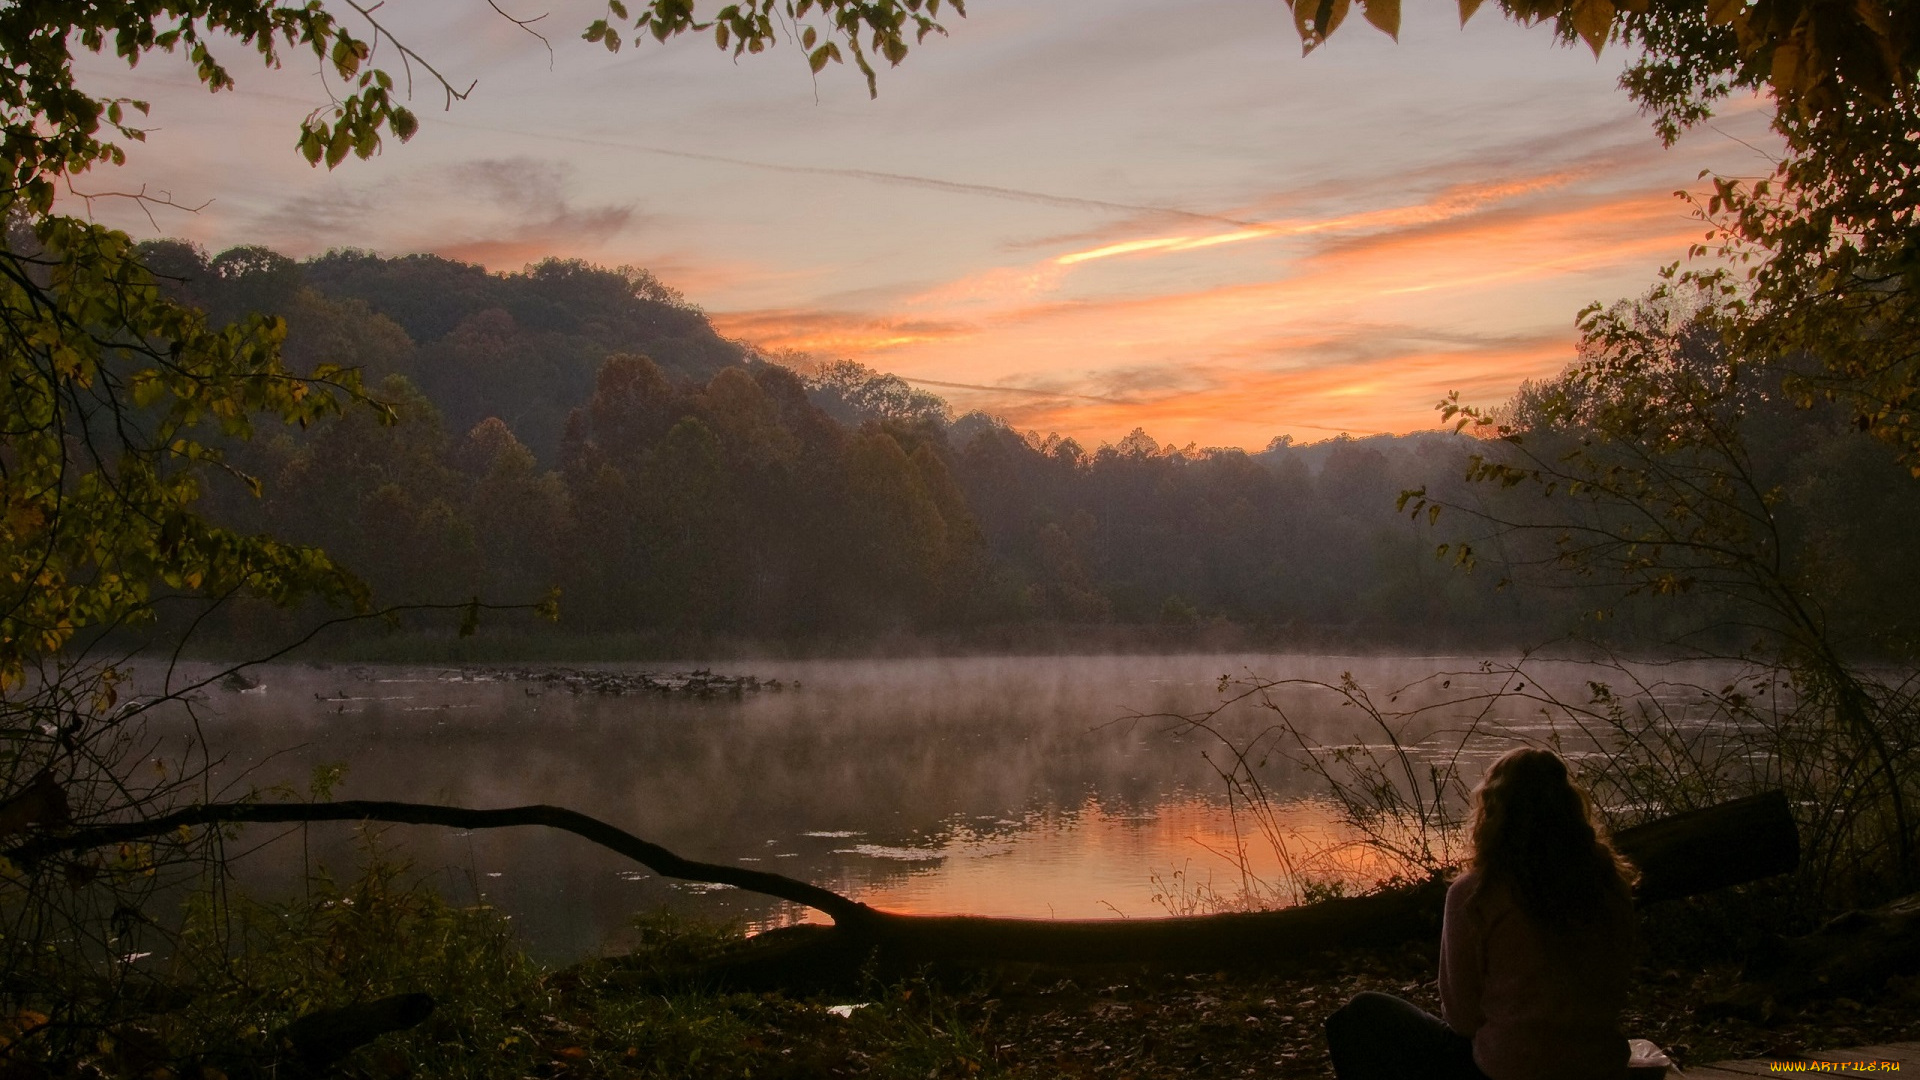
72 0 1780 451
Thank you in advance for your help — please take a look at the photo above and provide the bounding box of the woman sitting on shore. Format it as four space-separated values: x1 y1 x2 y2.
1325 747 1639 1080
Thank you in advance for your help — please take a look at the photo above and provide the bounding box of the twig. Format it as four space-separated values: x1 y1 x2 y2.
487 0 554 67
343 0 477 108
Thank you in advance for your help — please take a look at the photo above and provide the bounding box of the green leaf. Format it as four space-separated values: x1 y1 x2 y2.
324 125 350 168
308 761 349 800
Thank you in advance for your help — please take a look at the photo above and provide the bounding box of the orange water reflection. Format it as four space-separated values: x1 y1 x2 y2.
776 793 1411 926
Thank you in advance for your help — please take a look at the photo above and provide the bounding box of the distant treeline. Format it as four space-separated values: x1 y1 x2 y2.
153 243 1920 654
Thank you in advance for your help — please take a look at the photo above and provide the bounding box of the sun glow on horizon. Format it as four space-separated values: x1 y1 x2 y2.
67 0 1781 455
710 168 1717 450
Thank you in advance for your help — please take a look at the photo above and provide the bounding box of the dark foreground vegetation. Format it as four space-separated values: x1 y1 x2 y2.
30 855 1920 1080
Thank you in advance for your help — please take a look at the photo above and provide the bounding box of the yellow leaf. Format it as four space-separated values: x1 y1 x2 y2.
1321 0 1352 37
1293 0 1317 48
1294 0 1351 52
1457 0 1485 26
1571 0 1615 56
1362 0 1401 39
1771 35 1803 94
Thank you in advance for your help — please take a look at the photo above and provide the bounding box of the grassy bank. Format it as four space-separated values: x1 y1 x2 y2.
20 857 1920 1080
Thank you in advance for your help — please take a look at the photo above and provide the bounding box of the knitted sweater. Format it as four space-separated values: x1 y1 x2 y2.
1439 869 1634 1080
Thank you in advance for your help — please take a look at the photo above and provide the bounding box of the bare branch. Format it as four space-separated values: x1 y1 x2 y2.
343 0 478 108
7 799 877 926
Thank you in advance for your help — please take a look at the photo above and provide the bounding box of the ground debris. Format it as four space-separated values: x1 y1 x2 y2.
929 944 1920 1078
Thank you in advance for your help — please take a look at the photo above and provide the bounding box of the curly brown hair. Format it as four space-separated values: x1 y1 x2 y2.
1468 748 1638 928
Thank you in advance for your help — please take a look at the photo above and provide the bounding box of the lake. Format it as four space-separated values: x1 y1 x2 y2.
132 652 1746 961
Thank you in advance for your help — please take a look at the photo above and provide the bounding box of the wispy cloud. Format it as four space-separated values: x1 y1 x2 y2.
247 157 640 270
708 308 976 354
1050 166 1601 267
973 333 1575 445
709 152 1710 450
902 377 1136 406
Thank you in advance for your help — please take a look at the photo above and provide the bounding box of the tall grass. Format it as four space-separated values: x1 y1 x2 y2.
3 832 1005 1079
1158 653 1920 926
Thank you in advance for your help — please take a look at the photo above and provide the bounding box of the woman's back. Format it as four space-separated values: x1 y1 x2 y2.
1441 864 1635 1080
1325 748 1638 1080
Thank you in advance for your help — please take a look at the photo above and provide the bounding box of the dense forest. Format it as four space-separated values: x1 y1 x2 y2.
148 242 1920 656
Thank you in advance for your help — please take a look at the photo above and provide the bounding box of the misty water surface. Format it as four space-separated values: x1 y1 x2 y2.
134 653 1748 961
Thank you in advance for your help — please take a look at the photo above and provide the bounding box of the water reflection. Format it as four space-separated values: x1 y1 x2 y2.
835 794 1404 921
126 653 1745 961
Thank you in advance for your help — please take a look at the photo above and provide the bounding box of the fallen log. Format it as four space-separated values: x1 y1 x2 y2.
277 993 436 1071
1612 790 1800 906
9 790 1797 976
704 790 1800 977
1701 889 1920 1022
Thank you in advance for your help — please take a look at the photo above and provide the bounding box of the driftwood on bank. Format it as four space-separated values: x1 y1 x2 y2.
7 790 1797 977
278 993 436 1071
1610 790 1801 905
805 790 1800 972
1702 890 1920 1022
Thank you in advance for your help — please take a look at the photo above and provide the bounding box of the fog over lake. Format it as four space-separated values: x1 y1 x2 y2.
135 653 1745 961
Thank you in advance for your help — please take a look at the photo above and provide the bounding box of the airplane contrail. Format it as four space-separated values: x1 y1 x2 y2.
86 71 1263 227
421 117 1262 228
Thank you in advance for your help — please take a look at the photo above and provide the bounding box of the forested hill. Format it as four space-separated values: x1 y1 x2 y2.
157 244 1920 654
138 243 746 462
